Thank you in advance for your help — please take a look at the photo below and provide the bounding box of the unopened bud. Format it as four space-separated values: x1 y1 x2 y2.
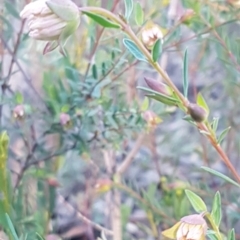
141 22 163 49
13 105 25 120
142 110 162 130
188 103 208 122
94 179 112 193
144 77 172 96
180 9 195 24
59 112 71 128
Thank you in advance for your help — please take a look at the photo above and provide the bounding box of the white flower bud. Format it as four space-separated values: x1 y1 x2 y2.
20 0 80 53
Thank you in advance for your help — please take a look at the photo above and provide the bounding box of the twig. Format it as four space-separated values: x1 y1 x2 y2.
58 194 113 236
117 133 146 174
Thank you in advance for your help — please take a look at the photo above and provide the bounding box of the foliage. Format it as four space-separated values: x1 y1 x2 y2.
1 0 240 239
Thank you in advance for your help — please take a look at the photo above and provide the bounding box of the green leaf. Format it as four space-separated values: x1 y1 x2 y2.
152 39 162 63
207 231 219 240
92 64 98 79
211 192 222 227
185 189 207 213
124 0 133 21
228 229 235 240
197 93 209 115
141 97 149 111
82 11 120 28
217 126 231 144
183 49 189 98
134 2 144 26
6 214 19 240
123 38 147 62
211 117 219 133
201 167 240 188
15 92 24 104
137 86 180 106
36 232 45 240
5 1 19 19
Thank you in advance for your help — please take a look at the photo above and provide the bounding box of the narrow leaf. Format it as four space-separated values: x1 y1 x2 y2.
152 39 162 62
211 117 219 133
6 214 19 240
197 93 209 115
183 49 189 98
185 190 207 213
124 0 133 21
135 2 144 26
217 126 231 144
82 11 120 28
141 97 149 111
211 192 222 227
123 38 147 62
201 167 240 188
137 86 180 106
228 229 235 240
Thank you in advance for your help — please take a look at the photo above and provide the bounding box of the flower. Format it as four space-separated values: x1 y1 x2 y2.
162 214 207 240
20 0 80 54
141 22 163 49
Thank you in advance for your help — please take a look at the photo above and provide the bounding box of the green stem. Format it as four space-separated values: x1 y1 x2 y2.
205 212 222 240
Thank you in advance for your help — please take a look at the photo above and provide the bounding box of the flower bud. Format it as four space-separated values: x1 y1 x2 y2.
144 77 172 96
188 103 208 122
142 110 162 130
20 0 80 54
141 22 163 49
59 112 71 128
13 105 25 120
94 179 112 193
180 9 195 24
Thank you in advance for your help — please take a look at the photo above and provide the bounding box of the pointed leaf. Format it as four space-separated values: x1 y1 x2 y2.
152 39 162 62
183 49 189 98
197 93 209 115
217 127 231 144
135 2 144 26
82 11 120 28
162 222 181 239
228 229 235 240
124 0 133 21
123 38 147 62
211 191 222 227
185 190 207 213
211 117 219 133
6 214 19 240
201 167 240 188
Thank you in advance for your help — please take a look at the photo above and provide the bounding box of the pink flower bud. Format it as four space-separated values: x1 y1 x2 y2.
144 77 172 96
59 112 71 127
13 105 25 119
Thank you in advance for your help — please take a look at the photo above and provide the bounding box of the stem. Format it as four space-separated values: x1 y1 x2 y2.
205 212 222 240
79 7 240 183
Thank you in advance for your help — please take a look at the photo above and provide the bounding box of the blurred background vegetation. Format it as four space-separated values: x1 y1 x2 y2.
1 0 240 239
